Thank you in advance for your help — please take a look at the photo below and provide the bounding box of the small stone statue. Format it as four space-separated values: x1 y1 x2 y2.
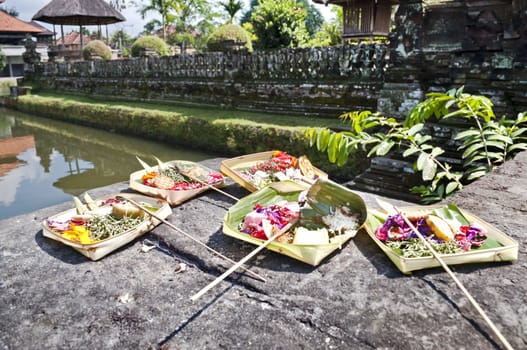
22 34 41 65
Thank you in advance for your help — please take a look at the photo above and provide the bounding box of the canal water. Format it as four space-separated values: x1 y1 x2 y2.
0 107 221 220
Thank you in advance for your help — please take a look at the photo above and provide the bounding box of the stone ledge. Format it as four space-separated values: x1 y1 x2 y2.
0 155 525 349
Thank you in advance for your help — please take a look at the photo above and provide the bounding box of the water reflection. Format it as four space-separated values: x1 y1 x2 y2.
0 107 219 220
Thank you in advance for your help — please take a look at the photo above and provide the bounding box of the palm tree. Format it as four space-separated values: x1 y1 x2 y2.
220 0 243 23
139 0 176 41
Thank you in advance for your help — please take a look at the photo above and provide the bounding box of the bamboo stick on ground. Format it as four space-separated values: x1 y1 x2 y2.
377 199 513 350
191 220 297 301
122 197 266 282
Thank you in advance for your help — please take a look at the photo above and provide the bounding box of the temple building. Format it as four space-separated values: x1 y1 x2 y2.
0 11 52 77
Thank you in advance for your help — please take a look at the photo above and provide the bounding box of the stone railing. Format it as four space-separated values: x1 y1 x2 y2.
34 43 388 82
26 43 388 118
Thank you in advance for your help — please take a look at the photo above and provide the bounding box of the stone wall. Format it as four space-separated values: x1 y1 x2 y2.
380 0 527 118
354 0 527 200
27 44 388 118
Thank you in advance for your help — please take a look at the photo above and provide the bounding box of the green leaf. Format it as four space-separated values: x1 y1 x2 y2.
336 139 350 166
402 146 419 157
433 203 470 225
367 143 380 157
445 181 459 195
465 169 488 181
508 144 527 152
422 156 437 181
407 124 424 136
376 140 394 156
305 128 316 146
416 152 427 170
431 147 444 157
483 140 508 150
485 134 513 144
510 128 527 138
327 133 342 163
485 151 505 162
462 143 485 159
454 129 481 140
473 237 503 250
316 129 331 151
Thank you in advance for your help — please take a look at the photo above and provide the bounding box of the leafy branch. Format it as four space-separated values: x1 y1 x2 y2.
306 87 527 203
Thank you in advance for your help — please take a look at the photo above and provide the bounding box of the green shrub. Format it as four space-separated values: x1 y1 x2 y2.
206 24 252 52
130 35 170 57
82 40 112 60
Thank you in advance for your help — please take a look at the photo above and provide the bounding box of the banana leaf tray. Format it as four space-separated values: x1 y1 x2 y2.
130 160 225 206
42 193 171 261
222 179 367 266
220 150 327 192
363 205 519 274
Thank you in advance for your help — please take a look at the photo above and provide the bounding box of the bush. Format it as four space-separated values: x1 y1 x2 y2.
82 40 112 60
206 24 252 52
130 35 170 57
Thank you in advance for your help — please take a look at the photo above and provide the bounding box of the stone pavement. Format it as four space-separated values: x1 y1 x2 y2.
0 155 526 350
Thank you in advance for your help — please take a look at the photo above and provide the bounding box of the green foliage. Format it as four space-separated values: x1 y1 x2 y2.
306 87 527 203
240 0 258 24
82 40 112 60
138 0 175 39
206 24 252 52
308 21 341 47
300 0 323 38
220 0 244 23
168 32 195 51
130 35 170 57
110 30 134 51
250 0 309 49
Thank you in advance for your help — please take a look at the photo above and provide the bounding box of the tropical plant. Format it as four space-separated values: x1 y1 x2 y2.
305 87 527 203
299 0 323 38
110 29 134 50
250 0 309 49
83 40 112 60
137 0 176 40
220 0 244 23
308 21 341 47
206 23 252 52
308 5 341 46
130 35 170 56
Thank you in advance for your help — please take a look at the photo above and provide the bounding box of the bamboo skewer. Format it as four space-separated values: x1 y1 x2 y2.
191 220 297 301
179 170 239 202
121 197 266 282
379 199 513 350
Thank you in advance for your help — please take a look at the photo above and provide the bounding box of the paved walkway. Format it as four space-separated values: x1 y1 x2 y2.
1 155 525 350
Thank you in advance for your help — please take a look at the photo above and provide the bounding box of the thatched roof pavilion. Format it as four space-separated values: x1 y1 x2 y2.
32 0 125 55
32 0 125 26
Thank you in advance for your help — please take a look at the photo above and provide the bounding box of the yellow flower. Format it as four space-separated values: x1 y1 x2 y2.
62 231 79 242
61 224 97 244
